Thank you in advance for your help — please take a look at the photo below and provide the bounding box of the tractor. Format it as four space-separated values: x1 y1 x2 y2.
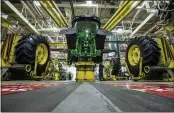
60 16 110 64
60 16 111 81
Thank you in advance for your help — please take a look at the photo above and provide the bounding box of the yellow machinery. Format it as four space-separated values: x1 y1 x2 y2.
125 24 174 81
103 0 143 31
103 61 128 81
1 17 32 80
125 0 174 81
75 62 95 82
101 0 143 81
1 17 59 80
103 61 116 81
1 0 69 81
41 59 60 80
39 0 69 28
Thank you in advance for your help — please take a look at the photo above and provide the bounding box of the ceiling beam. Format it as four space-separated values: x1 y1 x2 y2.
129 13 155 37
2 0 39 34
56 3 150 10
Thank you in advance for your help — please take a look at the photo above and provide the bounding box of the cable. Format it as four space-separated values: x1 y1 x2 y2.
157 1 174 12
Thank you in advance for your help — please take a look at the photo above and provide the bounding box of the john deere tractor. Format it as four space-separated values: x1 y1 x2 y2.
60 16 110 81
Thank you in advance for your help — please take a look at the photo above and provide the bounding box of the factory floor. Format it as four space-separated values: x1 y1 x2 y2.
1 81 174 112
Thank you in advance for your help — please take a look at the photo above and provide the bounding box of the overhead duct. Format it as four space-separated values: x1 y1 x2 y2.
103 0 143 31
103 1 129 29
50 0 69 27
39 0 69 28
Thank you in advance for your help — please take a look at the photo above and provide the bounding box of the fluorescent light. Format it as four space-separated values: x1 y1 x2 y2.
85 29 89 33
137 5 142 8
131 1 139 8
109 43 111 47
117 28 122 32
86 1 92 5
137 2 146 8
33 1 41 6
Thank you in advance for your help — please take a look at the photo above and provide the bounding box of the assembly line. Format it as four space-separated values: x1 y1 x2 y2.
1 0 174 112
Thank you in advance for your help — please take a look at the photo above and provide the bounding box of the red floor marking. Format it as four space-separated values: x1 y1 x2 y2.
104 83 174 98
1 84 57 95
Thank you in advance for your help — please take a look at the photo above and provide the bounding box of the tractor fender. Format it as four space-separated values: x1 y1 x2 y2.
60 28 77 49
60 28 76 35
95 29 112 50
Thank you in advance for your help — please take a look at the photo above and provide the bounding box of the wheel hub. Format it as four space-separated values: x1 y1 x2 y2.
128 45 140 66
36 43 48 65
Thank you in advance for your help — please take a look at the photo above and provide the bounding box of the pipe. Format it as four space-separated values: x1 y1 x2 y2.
50 0 69 27
2 64 31 72
40 0 69 27
70 0 75 18
46 1 65 27
39 0 66 27
39 0 62 27
26 0 49 26
144 66 170 73
106 1 134 30
107 1 143 31
103 1 129 29
46 1 65 26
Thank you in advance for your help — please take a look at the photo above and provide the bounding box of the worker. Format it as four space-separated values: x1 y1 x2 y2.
99 63 104 81
68 72 72 80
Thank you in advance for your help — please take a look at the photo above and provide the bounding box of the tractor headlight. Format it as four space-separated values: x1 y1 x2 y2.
85 29 89 33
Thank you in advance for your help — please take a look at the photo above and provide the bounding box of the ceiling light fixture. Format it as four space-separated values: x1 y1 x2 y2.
86 1 92 5
117 28 123 32
33 1 41 6
131 1 139 8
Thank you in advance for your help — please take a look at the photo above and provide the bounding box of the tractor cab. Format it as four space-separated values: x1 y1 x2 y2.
72 16 100 33
60 16 110 64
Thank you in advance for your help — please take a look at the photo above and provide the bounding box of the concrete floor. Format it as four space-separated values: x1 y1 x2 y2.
1 81 174 112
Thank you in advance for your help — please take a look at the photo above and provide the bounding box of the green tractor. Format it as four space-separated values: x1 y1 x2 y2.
60 16 110 64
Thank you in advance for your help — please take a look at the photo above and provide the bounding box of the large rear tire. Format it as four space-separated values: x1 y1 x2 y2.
111 58 121 75
15 34 50 76
125 36 160 77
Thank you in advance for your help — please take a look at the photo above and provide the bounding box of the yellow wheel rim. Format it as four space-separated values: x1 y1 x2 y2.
128 45 140 66
36 43 48 65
